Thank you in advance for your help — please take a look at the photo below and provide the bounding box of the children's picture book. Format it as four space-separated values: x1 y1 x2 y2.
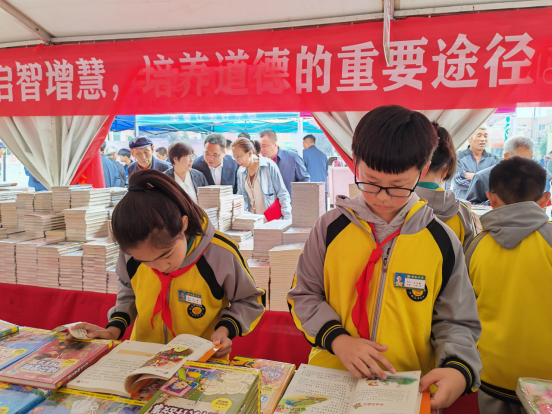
231 356 295 414
68 335 218 398
138 361 261 414
0 319 18 339
0 337 113 390
516 377 552 414
275 365 429 414
0 381 52 414
27 388 145 414
0 327 60 371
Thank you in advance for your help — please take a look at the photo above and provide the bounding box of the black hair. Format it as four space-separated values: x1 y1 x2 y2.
225 139 232 149
238 131 251 139
352 105 438 174
204 133 225 150
303 134 316 143
168 141 194 165
100 142 106 153
112 170 205 251
156 147 167 156
253 140 261 155
118 148 131 158
489 157 546 205
428 122 457 181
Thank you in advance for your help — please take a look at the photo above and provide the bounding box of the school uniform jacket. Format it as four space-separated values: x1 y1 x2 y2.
106 215 265 344
465 202 552 403
415 186 477 252
287 197 482 394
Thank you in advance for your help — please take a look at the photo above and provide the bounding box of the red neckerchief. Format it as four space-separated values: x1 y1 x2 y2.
351 223 402 340
150 245 209 337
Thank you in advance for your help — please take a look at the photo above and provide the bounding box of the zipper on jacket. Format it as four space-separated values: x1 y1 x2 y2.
370 241 396 341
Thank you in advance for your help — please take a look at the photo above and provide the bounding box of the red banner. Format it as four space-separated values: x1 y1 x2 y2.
1 8 552 116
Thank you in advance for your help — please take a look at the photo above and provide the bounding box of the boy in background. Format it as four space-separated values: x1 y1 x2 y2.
288 105 481 412
466 157 552 414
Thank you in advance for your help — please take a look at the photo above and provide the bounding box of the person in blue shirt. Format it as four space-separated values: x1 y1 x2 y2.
118 148 132 186
258 129 310 196
100 143 123 188
302 134 329 208
24 167 47 191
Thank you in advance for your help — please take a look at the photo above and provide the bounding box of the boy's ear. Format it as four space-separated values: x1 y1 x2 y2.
537 191 551 209
420 163 431 180
486 191 503 209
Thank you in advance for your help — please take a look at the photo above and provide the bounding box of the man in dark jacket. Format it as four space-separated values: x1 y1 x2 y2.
128 136 171 177
100 143 123 188
105 146 126 187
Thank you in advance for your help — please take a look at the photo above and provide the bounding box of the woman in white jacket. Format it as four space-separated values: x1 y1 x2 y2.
232 138 291 220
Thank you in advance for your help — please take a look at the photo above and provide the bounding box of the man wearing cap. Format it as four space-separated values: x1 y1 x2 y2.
128 136 171 177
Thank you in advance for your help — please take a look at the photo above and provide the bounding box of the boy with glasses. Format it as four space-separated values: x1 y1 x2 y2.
288 105 481 412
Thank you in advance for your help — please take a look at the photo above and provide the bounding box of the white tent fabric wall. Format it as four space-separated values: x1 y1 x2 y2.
0 115 109 189
312 108 497 160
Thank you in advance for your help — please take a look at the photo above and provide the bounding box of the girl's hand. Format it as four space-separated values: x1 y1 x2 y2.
210 327 232 358
68 322 120 341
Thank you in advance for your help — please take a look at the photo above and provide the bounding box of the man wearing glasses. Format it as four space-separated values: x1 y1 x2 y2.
192 133 239 193
128 136 171 177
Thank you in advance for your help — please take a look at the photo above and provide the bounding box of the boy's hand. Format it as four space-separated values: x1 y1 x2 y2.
68 322 120 341
332 334 396 380
419 368 467 413
211 327 232 358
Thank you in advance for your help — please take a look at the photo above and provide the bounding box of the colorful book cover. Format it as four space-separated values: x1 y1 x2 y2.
0 327 59 371
0 381 52 414
0 338 112 390
517 377 552 414
231 356 295 414
27 388 144 414
0 320 18 340
127 379 165 402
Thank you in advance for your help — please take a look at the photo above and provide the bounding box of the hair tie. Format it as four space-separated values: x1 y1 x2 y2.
129 185 147 192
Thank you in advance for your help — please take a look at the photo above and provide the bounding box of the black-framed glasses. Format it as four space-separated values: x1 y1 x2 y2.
355 162 422 198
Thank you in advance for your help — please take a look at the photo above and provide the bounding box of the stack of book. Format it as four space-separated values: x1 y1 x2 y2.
0 233 34 284
36 242 83 289
232 213 265 231
64 207 109 241
52 185 92 212
232 194 245 219
225 229 253 243
45 229 66 243
268 243 304 311
291 182 326 227
253 220 292 258
16 238 49 286
82 239 119 293
0 201 17 232
33 191 53 213
203 207 219 230
0 228 6 239
16 193 35 231
109 187 127 206
70 188 112 209
247 258 270 297
240 238 254 260
0 190 20 202
23 213 65 239
198 186 233 231
283 227 311 245
106 266 118 294
59 251 84 290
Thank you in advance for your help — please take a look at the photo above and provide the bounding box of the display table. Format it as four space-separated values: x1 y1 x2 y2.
0 283 477 413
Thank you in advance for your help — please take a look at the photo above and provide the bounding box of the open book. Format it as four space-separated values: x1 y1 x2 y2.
67 334 219 398
276 365 429 414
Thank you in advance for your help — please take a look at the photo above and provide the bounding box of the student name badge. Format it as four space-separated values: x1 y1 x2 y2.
393 273 426 290
178 290 202 305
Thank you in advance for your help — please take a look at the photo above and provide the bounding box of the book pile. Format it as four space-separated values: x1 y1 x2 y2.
232 194 245 219
45 229 66 243
107 266 118 294
247 258 270 296
16 238 49 286
0 190 20 202
82 239 119 293
16 193 35 231
70 188 112 209
225 229 253 243
283 227 311 245
33 191 53 213
268 243 304 311
204 207 219 230
36 242 83 289
64 207 109 241
0 228 7 239
23 213 65 239
240 238 254 260
198 185 233 231
291 182 326 227
517 377 552 414
0 233 35 284
59 251 83 290
52 185 92 212
253 220 292 258
232 213 265 231
109 187 127 206
0 201 18 232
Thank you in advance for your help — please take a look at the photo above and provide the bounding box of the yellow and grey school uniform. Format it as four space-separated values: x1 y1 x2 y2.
288 194 482 394
466 202 552 409
106 214 265 344
416 183 476 252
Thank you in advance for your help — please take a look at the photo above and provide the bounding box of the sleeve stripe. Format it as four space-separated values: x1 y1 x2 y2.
321 324 342 347
110 316 129 328
221 316 241 336
445 361 473 386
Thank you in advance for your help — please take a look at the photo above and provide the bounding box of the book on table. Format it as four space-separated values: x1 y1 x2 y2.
0 327 59 371
276 364 430 414
138 361 261 414
0 382 52 414
516 377 552 414
67 335 219 399
0 319 18 339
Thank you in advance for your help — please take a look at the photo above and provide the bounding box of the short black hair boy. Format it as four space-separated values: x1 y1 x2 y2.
489 157 546 205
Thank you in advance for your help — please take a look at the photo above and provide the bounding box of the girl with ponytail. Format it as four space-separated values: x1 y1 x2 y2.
72 170 265 356
415 122 477 251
